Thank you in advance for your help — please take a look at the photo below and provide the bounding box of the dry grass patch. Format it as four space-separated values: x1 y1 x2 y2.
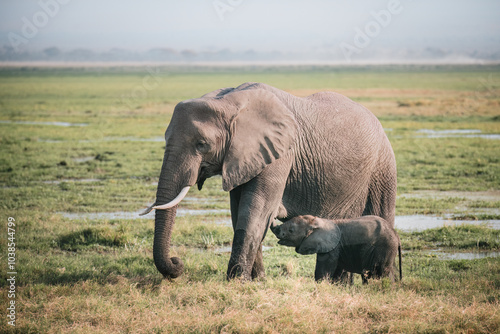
7 277 499 334
286 88 500 117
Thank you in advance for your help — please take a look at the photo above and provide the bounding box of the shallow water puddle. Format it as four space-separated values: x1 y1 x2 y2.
415 129 500 140
182 197 226 206
214 246 273 254
79 137 165 143
214 218 232 227
37 137 165 143
44 178 101 184
395 215 500 231
73 156 95 163
0 120 88 127
398 190 500 201
417 249 500 260
58 210 500 231
60 208 231 220
39 137 165 143
178 208 231 216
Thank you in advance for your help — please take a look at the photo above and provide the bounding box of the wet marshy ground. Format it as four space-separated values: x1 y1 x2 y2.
415 249 500 260
414 129 500 140
58 208 500 261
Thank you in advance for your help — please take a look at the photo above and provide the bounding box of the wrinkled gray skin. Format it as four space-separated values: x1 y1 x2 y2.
147 82 397 280
271 215 402 283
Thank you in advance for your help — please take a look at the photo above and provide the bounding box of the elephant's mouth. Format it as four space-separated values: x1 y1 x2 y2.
277 239 295 247
197 162 221 190
197 172 207 190
197 165 209 190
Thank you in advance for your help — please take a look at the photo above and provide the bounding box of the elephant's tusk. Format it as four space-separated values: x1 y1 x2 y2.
153 186 191 210
139 203 155 216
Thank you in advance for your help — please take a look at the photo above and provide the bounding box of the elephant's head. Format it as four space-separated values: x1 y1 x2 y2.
271 215 341 255
141 83 297 278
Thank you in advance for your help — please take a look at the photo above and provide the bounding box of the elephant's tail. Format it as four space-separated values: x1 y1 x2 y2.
398 242 402 281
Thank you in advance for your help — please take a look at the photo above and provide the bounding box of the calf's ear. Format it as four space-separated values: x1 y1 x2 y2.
297 223 341 255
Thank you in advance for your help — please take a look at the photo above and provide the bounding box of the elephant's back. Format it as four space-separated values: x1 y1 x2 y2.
295 91 389 180
348 216 399 250
304 91 382 129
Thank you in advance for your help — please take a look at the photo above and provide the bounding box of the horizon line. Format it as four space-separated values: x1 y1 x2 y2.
1 59 500 68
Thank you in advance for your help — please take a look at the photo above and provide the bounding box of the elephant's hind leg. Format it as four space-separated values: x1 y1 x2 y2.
362 172 396 227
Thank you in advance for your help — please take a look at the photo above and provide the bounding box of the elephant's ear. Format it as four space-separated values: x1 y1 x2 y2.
297 222 341 255
221 89 297 191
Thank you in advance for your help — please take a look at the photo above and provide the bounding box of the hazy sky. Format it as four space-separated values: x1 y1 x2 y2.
1 0 499 55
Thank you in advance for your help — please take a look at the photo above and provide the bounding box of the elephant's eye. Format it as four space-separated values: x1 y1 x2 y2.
196 141 209 153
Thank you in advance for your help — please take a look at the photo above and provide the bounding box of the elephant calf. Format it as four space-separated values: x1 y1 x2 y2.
271 215 402 284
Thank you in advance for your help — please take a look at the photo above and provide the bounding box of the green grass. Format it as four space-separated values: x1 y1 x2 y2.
2 213 500 333
400 225 500 250
1 64 499 333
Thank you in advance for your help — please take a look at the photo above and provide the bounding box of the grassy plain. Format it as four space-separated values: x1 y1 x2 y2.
1 64 500 333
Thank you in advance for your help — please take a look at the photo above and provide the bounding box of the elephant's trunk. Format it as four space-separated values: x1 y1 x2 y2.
153 207 184 278
152 152 193 279
270 223 279 236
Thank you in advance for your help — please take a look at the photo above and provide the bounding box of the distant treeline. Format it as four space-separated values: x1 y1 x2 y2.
1 45 499 63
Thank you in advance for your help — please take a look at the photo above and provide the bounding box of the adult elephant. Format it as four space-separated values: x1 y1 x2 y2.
140 82 397 281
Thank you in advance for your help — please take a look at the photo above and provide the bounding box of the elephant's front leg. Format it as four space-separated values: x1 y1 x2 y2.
228 227 267 280
227 162 290 280
315 251 340 282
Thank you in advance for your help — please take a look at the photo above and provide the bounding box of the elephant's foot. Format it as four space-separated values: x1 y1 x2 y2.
226 247 266 281
227 230 267 281
226 258 264 281
226 264 265 281
226 262 246 281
